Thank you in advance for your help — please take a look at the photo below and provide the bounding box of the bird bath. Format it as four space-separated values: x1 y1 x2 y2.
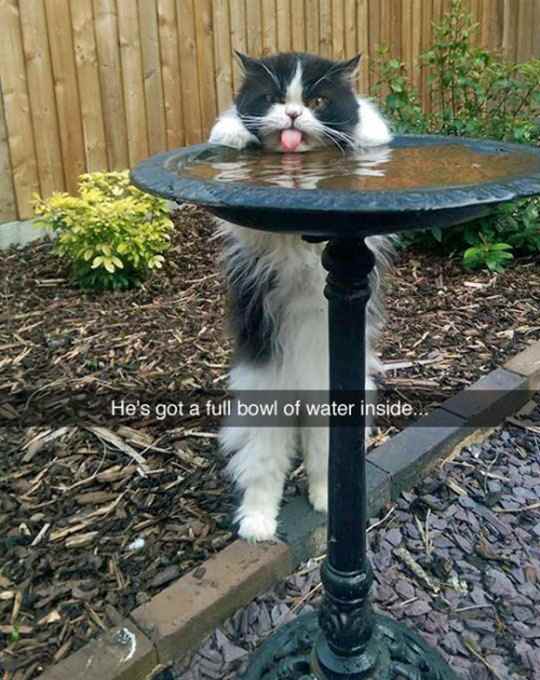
132 135 540 679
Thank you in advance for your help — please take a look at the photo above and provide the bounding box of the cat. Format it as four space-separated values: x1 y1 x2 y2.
208 52 394 542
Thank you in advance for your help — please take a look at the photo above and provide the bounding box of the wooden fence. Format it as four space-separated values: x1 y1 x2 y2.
1 0 539 221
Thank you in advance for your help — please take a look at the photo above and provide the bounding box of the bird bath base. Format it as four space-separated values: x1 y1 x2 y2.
244 611 456 680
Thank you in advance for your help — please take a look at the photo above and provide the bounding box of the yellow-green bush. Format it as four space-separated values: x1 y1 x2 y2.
33 171 173 290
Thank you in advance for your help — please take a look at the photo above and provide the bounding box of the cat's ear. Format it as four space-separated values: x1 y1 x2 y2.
336 54 362 79
234 51 260 73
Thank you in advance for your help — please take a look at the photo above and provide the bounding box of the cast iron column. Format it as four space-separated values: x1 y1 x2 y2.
313 238 384 678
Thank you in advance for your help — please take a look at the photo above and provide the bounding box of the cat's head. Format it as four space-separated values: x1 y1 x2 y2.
234 52 361 153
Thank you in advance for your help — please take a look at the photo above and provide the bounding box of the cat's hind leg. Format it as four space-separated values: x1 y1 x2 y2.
225 424 296 541
220 362 297 542
301 425 328 513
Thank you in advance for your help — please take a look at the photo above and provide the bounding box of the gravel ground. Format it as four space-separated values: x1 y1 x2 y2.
176 397 540 680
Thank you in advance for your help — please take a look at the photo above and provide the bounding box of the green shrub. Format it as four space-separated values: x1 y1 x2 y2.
373 0 540 271
33 171 173 290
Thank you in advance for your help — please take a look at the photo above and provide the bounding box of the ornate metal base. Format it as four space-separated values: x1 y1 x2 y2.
242 612 459 680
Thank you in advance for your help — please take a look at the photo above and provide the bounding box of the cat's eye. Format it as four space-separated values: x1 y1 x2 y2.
308 96 328 110
264 94 283 104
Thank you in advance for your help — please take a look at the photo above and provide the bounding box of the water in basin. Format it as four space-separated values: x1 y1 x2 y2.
170 144 539 192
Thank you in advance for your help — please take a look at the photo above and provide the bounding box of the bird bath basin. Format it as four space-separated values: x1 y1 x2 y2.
132 135 540 680
133 134 540 237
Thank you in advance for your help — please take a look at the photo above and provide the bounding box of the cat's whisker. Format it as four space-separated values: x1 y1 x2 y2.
319 130 349 149
317 118 356 128
321 126 356 148
315 129 347 155
322 124 354 141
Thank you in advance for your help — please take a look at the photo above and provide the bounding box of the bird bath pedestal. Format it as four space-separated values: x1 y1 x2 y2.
132 136 540 679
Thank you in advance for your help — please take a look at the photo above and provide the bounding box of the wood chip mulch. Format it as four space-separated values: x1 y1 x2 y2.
0 206 539 677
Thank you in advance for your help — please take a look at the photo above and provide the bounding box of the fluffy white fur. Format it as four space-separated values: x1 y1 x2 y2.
210 59 394 542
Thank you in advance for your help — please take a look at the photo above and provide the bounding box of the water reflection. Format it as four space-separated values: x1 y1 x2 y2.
171 144 539 192
207 147 392 190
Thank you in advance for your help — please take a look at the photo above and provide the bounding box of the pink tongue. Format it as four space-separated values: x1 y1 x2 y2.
280 128 302 152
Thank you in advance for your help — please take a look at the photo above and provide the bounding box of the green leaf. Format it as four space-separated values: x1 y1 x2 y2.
431 227 443 243
386 94 402 109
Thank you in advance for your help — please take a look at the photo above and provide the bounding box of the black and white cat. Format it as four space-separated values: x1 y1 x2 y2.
209 52 394 542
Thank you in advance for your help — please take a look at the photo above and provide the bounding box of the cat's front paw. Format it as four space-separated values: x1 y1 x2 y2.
209 116 256 150
309 482 328 514
237 512 278 542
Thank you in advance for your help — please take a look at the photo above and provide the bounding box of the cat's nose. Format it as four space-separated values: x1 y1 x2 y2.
285 107 302 121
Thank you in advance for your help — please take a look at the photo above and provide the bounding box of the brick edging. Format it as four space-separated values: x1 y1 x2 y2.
38 340 540 679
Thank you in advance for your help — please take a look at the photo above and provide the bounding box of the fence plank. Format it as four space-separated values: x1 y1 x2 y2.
390 0 402 59
356 0 369 92
177 0 203 143
246 0 262 55
379 0 390 55
0 84 17 221
480 0 491 48
401 0 413 79
212 0 233 113
138 0 166 155
276 0 291 52
432 0 443 35
93 0 129 169
481 0 504 52
420 0 433 112
502 0 518 61
410 0 423 94
534 0 540 57
305 0 320 54
19 0 64 198
71 0 108 171
157 0 185 148
229 0 247 94
367 0 382 91
117 1 149 165
469 0 482 46
291 0 306 53
0 0 39 218
45 0 86 194
344 0 356 58
261 0 277 55
194 0 218 137
331 0 345 60
516 0 534 62
319 0 331 57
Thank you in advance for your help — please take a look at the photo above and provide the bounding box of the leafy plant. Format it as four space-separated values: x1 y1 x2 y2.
33 171 173 290
372 0 540 270
372 55 428 135
463 239 513 273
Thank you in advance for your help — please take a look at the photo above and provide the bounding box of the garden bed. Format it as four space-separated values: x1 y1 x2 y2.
1 206 539 677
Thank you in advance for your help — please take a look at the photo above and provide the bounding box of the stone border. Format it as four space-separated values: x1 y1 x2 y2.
0 219 50 249
38 340 540 680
